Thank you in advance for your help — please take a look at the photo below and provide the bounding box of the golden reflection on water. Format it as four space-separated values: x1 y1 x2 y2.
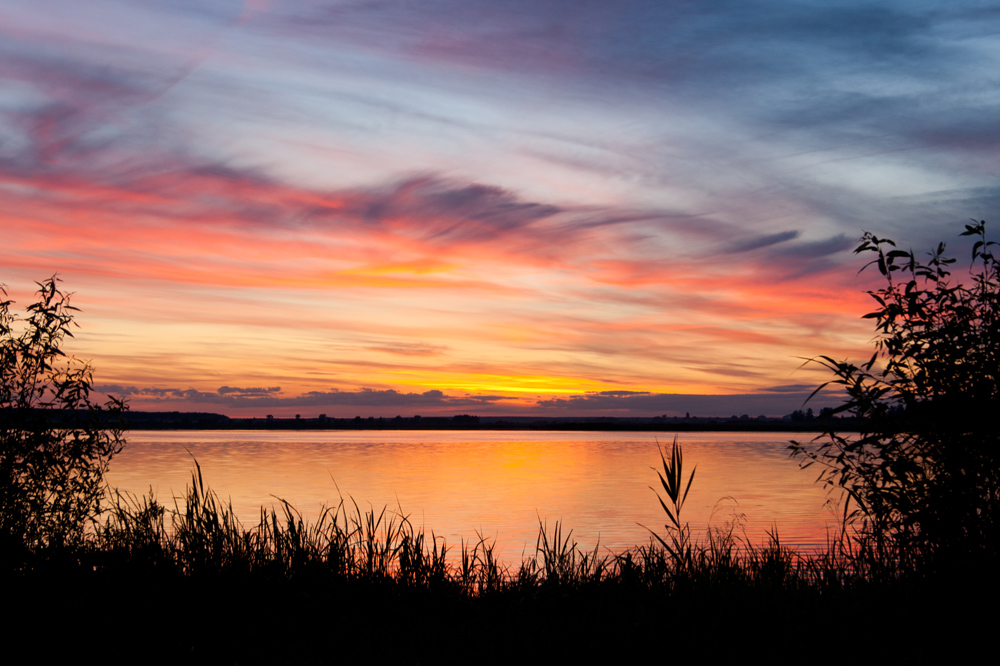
105 431 842 561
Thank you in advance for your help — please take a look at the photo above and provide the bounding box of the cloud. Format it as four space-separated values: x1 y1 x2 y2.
534 389 845 417
726 230 800 254
773 235 855 260
758 384 825 394
2 135 743 293
217 386 281 396
94 384 517 411
0 31 206 169
753 234 859 280
330 177 564 247
93 382 850 418
366 342 448 357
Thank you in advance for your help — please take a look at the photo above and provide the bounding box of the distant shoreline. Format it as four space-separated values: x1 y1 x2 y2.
122 410 856 432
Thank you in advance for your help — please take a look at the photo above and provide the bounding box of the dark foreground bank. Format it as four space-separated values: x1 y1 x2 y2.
4 464 991 666
7 555 987 665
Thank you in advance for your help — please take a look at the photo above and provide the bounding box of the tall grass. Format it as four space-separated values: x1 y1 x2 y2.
12 438 977 611
82 448 929 599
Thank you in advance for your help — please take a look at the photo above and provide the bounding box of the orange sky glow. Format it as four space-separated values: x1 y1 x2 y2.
2 1 996 417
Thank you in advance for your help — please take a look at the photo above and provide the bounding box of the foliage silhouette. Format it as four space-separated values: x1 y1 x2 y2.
0 276 126 552
792 221 999 569
647 437 697 574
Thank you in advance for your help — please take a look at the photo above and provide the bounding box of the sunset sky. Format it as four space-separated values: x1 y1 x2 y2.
2 1 998 417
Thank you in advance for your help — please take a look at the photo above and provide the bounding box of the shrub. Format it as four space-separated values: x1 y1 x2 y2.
792 221 999 569
0 276 126 552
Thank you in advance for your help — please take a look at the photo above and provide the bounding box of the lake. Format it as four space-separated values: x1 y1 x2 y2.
105 430 844 562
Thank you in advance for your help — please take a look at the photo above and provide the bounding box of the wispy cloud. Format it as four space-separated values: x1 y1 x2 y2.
533 388 845 417
5 0 999 416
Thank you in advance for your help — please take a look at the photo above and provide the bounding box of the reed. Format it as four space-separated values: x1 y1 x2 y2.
82 450 943 595
647 436 697 574
534 519 608 586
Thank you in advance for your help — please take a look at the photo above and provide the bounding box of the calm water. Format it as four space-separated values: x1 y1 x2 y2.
105 430 843 560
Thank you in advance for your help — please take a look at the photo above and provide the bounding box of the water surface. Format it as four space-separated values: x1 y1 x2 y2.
106 430 843 560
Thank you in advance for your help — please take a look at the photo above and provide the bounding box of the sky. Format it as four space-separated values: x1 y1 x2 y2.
2 0 998 418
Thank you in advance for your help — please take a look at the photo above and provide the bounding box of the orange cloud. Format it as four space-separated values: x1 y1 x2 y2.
2 152 877 415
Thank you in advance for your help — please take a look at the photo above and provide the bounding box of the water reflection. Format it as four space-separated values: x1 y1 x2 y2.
105 430 842 561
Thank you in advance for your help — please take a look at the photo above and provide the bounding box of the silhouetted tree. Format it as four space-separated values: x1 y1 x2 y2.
793 221 999 568
1 277 126 552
